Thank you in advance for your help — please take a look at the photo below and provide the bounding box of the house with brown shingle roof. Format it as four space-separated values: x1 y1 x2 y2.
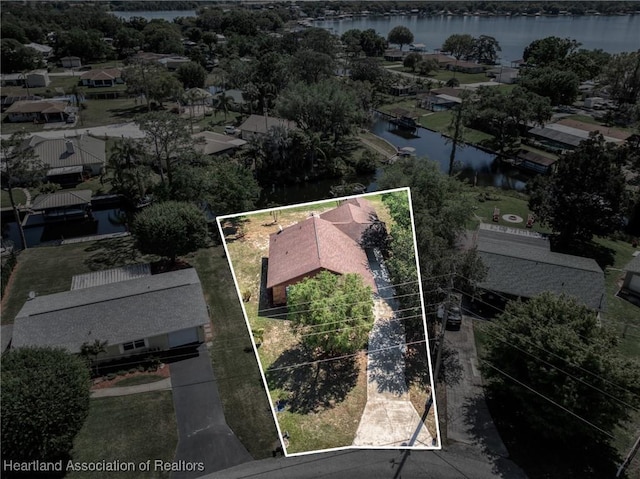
267 203 377 305
80 68 123 87
319 198 376 243
5 100 70 123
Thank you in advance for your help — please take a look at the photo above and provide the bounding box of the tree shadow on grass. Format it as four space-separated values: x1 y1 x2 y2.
107 104 148 120
83 237 145 270
483 391 621 479
265 345 359 414
551 238 616 270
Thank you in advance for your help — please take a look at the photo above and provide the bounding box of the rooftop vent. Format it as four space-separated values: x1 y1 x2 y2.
65 140 74 154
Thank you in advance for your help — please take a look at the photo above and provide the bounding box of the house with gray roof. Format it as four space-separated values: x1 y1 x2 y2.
622 254 640 298
24 134 106 184
11 268 209 362
238 114 296 140
475 224 605 312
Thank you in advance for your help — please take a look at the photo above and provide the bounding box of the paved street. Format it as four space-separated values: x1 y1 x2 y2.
1 122 144 141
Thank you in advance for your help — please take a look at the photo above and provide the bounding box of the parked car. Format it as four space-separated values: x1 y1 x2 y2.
446 305 462 330
224 125 238 135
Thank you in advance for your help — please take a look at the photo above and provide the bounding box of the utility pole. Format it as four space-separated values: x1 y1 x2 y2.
617 430 640 478
433 267 455 384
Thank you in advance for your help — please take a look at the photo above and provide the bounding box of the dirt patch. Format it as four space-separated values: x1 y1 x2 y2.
91 364 170 390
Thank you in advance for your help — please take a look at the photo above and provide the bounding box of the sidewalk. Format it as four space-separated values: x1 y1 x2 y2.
91 377 172 398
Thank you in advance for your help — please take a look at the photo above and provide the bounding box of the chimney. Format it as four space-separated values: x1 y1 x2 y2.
65 140 74 154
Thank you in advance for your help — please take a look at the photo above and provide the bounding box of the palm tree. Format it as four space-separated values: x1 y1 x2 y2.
108 138 151 203
241 82 260 115
215 92 233 121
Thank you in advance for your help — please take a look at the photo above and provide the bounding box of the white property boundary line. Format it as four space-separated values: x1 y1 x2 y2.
216 187 441 457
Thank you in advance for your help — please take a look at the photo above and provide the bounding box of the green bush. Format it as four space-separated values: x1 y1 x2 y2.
116 370 127 376
1 253 17 298
106 373 117 381
128 368 137 374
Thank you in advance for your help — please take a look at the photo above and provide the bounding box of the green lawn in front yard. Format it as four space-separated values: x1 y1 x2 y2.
1 188 27 207
1 76 81 98
78 98 145 128
68 391 177 479
427 70 490 84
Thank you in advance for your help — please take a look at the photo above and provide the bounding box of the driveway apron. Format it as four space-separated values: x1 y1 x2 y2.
170 344 253 478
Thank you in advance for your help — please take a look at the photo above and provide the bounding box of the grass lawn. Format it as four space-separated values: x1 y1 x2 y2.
427 70 490 84
1 237 156 324
78 98 145 128
463 185 551 235
358 131 398 157
1 76 81 98
1 188 27 207
68 391 177 479
419 111 495 145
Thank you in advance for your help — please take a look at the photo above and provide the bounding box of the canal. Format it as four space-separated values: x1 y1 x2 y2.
261 115 530 206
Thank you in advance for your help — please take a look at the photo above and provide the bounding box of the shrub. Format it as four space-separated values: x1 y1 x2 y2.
106 373 117 381
1 253 17 298
116 370 127 376
128 368 137 374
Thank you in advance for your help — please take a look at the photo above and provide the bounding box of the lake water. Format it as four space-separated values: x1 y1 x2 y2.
317 14 640 62
112 10 639 61
111 10 197 21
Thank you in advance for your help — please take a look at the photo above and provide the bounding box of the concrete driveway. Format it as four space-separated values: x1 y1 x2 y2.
353 249 435 448
445 313 510 457
170 344 252 478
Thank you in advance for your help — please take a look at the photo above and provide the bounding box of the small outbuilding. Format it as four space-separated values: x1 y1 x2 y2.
60 56 82 68
622 254 640 298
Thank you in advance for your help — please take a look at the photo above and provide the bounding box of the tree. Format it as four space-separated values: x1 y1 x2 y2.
522 36 580 67
446 90 473 176
276 80 362 146
107 138 152 205
403 52 423 72
201 31 217 53
349 57 388 86
604 50 640 106
519 66 579 106
113 27 143 58
472 35 501 64
299 27 339 58
442 34 475 60
136 112 192 185
360 28 387 57
482 293 640 475
0 39 43 73
291 49 335 84
387 26 414 51
54 28 108 63
473 86 551 154
341 29 363 58
288 271 374 356
528 134 628 245
123 61 183 111
418 58 439 76
176 61 207 89
0 132 46 250
142 20 184 55
214 92 234 120
1 347 91 463
565 48 611 82
131 201 208 263
166 160 260 216
378 159 480 336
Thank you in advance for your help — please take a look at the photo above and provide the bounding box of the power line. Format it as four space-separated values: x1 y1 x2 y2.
481 359 615 439
478 323 640 412
255 273 451 315
456 291 640 401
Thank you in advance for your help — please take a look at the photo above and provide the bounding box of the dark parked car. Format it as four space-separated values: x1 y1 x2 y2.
446 305 462 330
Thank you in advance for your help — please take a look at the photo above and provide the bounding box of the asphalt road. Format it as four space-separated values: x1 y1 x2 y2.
203 443 525 479
170 344 253 479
